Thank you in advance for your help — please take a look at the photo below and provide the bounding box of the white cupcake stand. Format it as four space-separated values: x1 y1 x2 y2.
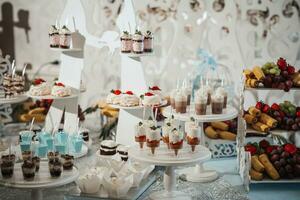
162 105 238 182
129 144 211 200
0 162 79 200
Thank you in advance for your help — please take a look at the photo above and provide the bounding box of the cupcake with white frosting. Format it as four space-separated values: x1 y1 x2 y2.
59 25 72 49
141 92 161 106
49 25 59 48
120 31 132 53
216 87 228 108
185 118 200 152
132 30 144 54
51 82 71 97
119 91 139 107
144 30 153 53
174 90 187 113
169 128 184 156
106 89 123 105
194 89 208 115
146 125 161 155
135 121 146 149
29 78 51 96
211 93 224 114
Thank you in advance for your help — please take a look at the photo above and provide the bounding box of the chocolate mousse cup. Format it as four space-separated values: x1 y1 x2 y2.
211 98 224 114
195 101 207 115
170 97 175 109
22 160 36 180
175 99 187 113
0 155 15 178
32 156 40 172
49 158 62 177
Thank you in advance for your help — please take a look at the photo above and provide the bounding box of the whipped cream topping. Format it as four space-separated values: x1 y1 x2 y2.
117 145 129 152
51 85 71 97
101 140 117 148
195 89 208 103
169 129 183 143
212 93 224 102
199 85 212 95
29 82 52 96
149 89 163 98
135 122 145 137
162 125 172 137
59 25 71 35
146 127 161 141
182 87 192 95
142 94 161 106
175 90 187 102
49 25 58 35
185 120 199 135
216 87 227 96
120 93 139 106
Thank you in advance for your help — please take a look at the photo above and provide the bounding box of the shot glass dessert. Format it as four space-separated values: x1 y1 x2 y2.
49 158 62 177
117 145 129 161
47 151 60 162
22 151 32 161
183 87 192 106
61 154 74 170
146 126 161 155
174 90 187 113
144 30 153 53
120 31 132 53
162 123 172 149
199 85 212 105
169 128 184 156
49 25 60 48
135 121 146 149
59 25 72 49
194 90 208 115
32 156 40 172
211 94 224 114
170 89 178 109
185 120 200 152
0 155 15 178
132 30 144 54
22 160 36 180
216 87 228 108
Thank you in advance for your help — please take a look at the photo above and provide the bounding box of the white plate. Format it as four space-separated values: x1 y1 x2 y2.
0 162 79 189
129 144 211 166
0 95 28 104
162 105 238 122
26 89 79 100
108 100 168 110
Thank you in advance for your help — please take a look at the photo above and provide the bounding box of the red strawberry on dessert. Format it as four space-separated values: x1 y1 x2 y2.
262 104 270 113
271 103 280 111
149 86 161 91
245 144 257 156
296 111 300 118
287 65 295 75
125 91 133 95
145 92 154 96
277 57 287 71
111 89 121 95
55 82 65 87
255 101 264 110
284 143 297 155
34 78 45 85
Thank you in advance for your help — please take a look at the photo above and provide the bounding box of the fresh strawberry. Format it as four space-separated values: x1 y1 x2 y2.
262 104 270 113
255 101 264 110
266 145 276 154
145 92 154 96
259 139 270 149
149 86 161 91
55 82 65 87
271 103 280 111
112 89 121 95
34 78 45 85
277 57 287 71
125 91 133 95
245 144 257 156
284 143 297 155
297 111 300 117
287 65 295 75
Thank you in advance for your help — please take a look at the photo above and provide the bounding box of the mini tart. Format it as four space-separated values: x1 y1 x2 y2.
99 140 117 156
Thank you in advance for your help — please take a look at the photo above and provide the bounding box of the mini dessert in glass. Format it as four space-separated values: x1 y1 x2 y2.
211 94 224 114
32 156 40 172
216 87 228 108
106 89 123 105
162 116 176 149
119 91 139 107
194 90 208 115
0 155 15 178
79 128 89 142
59 25 72 49
117 145 129 161
22 160 36 180
99 140 117 156
135 121 146 149
47 151 60 162
174 90 187 113
49 25 59 48
170 89 178 109
199 85 212 105
185 120 200 152
22 151 32 161
61 154 74 170
146 126 161 155
132 30 144 54
183 87 192 106
120 31 132 53
144 30 153 53
49 158 62 177
169 128 183 156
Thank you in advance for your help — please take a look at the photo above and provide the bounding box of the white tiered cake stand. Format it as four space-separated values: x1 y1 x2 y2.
0 95 28 105
162 105 238 182
129 144 211 200
0 162 79 200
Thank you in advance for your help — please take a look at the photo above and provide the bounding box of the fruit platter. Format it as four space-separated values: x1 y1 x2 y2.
244 57 300 91
244 101 300 134
245 140 300 182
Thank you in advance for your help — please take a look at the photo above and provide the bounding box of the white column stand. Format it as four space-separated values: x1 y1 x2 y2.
31 188 43 200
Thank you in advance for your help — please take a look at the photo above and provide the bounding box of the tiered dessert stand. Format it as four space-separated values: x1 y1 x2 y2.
129 144 211 200
162 105 238 182
0 162 79 200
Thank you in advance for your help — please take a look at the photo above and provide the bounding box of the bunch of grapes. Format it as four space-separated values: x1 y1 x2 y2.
261 58 295 92
268 144 300 179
